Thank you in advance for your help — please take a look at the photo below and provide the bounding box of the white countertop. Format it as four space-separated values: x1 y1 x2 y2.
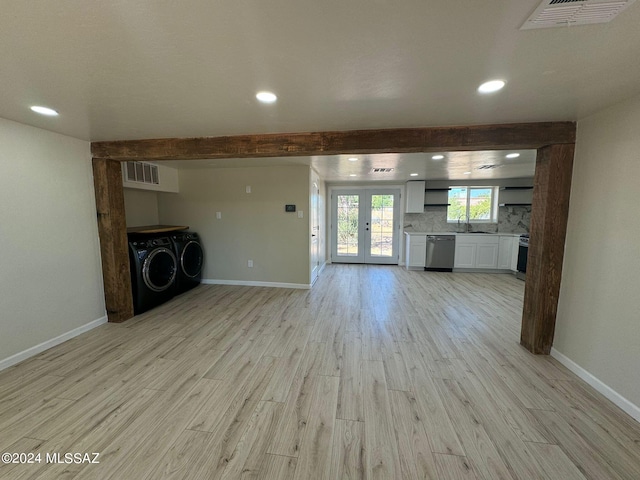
404 231 522 236
404 231 458 236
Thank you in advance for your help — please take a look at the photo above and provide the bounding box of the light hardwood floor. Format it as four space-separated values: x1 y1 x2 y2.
1 265 640 479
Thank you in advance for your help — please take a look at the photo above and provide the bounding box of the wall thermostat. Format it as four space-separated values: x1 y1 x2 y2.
285 204 296 212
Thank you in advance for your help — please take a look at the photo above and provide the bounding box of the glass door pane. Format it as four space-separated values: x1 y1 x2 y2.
337 194 360 256
369 194 394 258
364 188 400 265
331 191 364 263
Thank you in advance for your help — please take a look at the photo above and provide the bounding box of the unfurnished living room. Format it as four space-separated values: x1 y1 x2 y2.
1 1 640 479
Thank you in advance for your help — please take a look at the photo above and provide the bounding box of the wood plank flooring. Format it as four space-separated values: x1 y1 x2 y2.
1 264 640 479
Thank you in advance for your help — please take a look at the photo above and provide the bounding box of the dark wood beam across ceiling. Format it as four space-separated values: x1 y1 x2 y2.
91 122 577 161
91 121 576 356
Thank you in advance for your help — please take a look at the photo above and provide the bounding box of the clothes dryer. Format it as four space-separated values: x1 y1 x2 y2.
170 231 204 294
128 235 177 314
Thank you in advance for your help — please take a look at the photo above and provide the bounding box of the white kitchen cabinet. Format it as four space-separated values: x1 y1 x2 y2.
476 242 499 268
498 235 513 270
405 233 427 269
510 236 520 271
454 243 476 268
405 181 425 213
455 234 500 269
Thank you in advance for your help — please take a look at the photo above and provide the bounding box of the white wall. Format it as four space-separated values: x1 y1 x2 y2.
123 188 160 227
554 93 640 417
316 174 327 272
157 166 311 286
0 118 106 368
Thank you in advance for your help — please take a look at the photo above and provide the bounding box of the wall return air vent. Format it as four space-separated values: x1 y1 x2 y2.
124 161 160 185
521 0 637 29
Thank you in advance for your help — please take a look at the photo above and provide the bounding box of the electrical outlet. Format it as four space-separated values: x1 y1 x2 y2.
216 211 222 219
298 210 304 218
248 260 253 268
245 185 251 193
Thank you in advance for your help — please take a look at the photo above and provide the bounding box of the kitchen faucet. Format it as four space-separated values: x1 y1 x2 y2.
457 215 471 233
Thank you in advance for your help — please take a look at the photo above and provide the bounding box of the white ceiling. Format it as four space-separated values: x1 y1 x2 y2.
158 149 536 183
2 0 640 145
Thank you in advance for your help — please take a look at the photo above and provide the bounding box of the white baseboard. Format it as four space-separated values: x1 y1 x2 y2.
318 262 327 276
202 279 311 290
318 261 327 276
0 314 109 372
551 347 640 423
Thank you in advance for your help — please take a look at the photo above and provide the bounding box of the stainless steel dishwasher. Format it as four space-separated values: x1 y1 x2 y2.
425 235 456 271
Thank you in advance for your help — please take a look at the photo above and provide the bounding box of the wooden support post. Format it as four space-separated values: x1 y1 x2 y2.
521 144 575 354
92 158 134 323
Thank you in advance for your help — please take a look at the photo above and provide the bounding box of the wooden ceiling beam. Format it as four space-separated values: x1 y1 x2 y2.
91 122 576 161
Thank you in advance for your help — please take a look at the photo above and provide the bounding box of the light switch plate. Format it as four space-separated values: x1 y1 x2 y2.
298 211 304 218
216 211 222 219
245 185 251 193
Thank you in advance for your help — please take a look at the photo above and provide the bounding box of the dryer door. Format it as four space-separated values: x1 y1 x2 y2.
181 241 204 278
143 247 177 292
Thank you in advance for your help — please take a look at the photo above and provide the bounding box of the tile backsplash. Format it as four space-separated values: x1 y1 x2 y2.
404 205 531 234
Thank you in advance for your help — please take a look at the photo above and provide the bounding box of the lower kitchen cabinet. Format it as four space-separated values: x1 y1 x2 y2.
476 242 499 268
498 235 513 270
510 236 519 271
454 242 476 268
454 234 505 270
405 233 427 269
409 233 522 272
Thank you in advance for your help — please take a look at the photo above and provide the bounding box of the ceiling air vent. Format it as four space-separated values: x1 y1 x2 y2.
124 161 160 185
371 168 395 173
521 0 637 29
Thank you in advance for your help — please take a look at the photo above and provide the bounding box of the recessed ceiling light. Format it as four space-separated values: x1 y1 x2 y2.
478 80 506 94
410 173 419 177
348 157 358 162
256 91 277 103
349 174 357 177
506 153 520 159
30 105 59 116
464 171 471 175
432 155 444 160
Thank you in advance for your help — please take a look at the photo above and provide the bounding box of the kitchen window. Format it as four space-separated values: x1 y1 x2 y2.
447 186 497 223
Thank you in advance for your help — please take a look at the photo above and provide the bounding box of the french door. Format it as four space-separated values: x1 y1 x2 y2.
331 188 401 264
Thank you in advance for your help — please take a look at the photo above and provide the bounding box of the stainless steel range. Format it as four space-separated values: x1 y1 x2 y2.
516 234 529 281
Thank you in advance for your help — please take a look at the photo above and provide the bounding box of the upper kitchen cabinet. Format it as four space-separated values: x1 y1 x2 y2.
405 181 425 213
122 161 179 193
